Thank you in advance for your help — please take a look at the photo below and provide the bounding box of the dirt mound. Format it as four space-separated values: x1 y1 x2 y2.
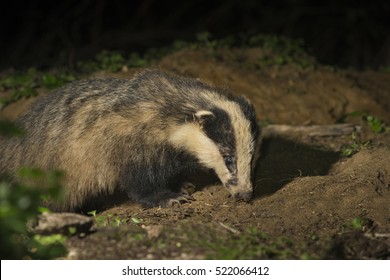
101 139 390 240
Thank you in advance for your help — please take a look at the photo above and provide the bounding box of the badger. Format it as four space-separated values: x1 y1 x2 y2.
0 68 260 211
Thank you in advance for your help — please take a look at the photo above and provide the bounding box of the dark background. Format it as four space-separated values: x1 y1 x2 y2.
1 0 390 70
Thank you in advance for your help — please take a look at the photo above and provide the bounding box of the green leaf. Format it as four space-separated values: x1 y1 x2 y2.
131 217 142 224
68 227 77 235
87 210 97 217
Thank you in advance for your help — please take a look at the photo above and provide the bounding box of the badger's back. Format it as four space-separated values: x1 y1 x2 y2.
0 69 260 211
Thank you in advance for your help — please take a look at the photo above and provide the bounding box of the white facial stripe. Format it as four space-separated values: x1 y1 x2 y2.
168 123 232 182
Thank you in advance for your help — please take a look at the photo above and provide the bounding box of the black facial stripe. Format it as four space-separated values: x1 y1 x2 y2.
202 107 236 159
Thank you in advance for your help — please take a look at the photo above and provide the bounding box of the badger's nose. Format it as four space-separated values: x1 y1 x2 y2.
233 191 252 202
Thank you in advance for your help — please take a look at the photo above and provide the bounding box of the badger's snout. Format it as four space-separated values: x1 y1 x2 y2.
233 190 252 202
226 179 253 202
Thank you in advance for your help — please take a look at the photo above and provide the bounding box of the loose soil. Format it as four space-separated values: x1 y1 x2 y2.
1 47 390 259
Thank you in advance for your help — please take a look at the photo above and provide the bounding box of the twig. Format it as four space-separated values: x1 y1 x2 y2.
219 222 239 234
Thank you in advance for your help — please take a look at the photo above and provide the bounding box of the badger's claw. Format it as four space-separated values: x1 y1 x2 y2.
180 182 196 196
166 193 195 207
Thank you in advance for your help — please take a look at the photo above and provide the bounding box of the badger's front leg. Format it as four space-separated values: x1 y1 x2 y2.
121 173 196 208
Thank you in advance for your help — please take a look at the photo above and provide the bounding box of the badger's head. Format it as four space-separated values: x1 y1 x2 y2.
169 95 260 202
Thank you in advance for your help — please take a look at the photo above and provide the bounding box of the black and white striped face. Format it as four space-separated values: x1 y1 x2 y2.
169 95 260 202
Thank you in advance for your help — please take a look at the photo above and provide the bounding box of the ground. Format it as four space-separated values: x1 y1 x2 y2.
1 47 389 259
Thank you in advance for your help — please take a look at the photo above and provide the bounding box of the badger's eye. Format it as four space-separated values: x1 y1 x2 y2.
224 156 235 166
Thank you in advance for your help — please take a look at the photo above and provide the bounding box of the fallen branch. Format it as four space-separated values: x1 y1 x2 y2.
263 123 360 138
33 212 94 235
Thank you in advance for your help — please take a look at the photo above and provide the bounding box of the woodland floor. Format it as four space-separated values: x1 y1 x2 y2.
1 47 390 259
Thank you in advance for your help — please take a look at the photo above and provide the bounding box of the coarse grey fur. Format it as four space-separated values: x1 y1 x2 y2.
0 68 260 211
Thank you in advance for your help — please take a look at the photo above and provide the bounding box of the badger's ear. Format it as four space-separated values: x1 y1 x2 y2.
194 110 215 125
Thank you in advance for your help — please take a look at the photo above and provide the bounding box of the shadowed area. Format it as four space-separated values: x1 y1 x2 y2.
253 136 341 197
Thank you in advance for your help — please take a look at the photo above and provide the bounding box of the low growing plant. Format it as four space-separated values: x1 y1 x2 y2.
0 123 66 259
